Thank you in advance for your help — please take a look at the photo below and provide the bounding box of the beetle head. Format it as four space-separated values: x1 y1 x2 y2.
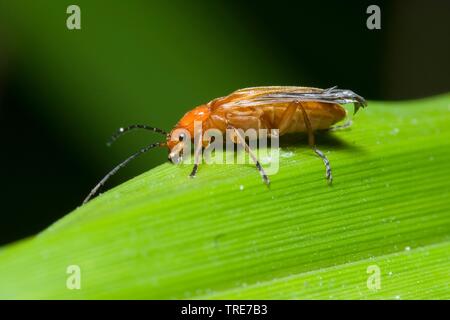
167 105 210 164
167 131 187 164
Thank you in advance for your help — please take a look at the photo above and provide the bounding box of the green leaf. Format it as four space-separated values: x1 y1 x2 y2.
0 94 449 299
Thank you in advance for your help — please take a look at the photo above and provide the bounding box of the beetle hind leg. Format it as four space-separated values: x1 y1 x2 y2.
296 101 333 185
327 108 353 132
313 147 333 184
328 119 353 132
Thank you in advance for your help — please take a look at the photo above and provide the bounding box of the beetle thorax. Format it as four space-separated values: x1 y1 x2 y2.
167 105 211 150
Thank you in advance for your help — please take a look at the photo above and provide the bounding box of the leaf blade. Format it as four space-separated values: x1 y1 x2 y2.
0 94 449 299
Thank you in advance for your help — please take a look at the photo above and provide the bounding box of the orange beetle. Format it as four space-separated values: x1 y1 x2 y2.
83 86 366 204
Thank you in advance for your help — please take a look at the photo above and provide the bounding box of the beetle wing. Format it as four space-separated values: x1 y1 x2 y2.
216 86 367 115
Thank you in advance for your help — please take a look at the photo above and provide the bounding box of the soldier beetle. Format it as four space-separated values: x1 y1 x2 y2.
83 86 367 204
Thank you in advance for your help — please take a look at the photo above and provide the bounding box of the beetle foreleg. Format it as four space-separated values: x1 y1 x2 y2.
189 130 203 178
297 101 333 185
228 126 270 186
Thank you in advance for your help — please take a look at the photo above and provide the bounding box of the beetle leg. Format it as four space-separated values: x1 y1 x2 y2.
328 120 353 131
228 125 270 186
278 101 298 135
297 101 333 184
328 109 352 132
189 129 203 178
312 147 332 184
189 127 203 178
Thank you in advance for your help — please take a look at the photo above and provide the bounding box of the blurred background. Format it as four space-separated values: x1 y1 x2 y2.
0 0 449 245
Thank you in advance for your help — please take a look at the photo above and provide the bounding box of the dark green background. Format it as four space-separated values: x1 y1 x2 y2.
0 0 449 245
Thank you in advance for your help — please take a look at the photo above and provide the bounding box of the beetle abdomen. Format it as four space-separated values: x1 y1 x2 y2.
263 102 346 133
208 102 346 134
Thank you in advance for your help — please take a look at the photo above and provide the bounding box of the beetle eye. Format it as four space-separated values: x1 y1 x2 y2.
179 134 185 142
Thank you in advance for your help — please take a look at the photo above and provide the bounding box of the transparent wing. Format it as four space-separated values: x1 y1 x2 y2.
223 86 367 114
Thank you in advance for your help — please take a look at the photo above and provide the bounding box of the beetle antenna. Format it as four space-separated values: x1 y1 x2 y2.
83 142 165 204
107 124 168 147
